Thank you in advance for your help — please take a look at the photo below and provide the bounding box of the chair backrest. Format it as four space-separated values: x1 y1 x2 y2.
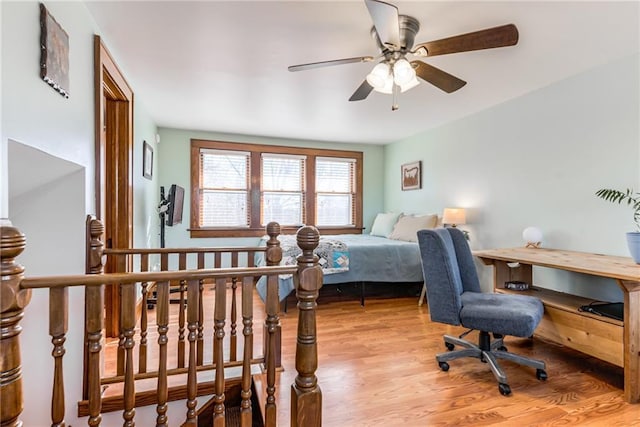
417 227 481 325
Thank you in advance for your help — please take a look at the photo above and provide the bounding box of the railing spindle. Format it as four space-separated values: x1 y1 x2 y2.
117 283 126 376
50 286 68 427
197 253 205 366
291 226 323 427
231 254 239 363
178 253 187 369
240 277 254 427
230 279 238 361
155 280 170 427
264 274 279 426
213 277 227 427
121 282 137 426
185 279 200 424
86 283 104 427
0 223 31 427
139 253 149 374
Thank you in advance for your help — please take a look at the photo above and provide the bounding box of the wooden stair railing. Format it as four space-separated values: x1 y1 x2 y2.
84 218 284 407
0 219 322 427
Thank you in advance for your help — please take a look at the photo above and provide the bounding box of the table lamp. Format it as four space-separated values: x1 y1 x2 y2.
443 208 466 228
522 226 543 248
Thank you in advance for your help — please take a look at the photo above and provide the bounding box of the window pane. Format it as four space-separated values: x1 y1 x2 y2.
263 192 302 225
201 190 248 227
317 194 351 226
202 153 247 189
316 159 352 193
262 156 303 191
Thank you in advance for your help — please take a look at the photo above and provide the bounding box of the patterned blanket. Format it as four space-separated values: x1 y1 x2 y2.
275 234 349 274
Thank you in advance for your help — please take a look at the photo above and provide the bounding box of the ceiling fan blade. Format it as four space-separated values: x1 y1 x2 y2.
288 56 374 72
349 80 374 101
365 0 400 49
412 61 467 93
413 24 519 57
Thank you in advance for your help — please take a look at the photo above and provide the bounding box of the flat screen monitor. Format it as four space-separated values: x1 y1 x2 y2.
166 184 184 226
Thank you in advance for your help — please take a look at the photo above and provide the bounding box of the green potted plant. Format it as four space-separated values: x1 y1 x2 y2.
595 188 640 264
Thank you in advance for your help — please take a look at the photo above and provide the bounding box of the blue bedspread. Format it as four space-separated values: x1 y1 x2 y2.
257 234 423 301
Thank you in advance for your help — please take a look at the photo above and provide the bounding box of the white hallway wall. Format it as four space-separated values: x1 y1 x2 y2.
1 1 162 425
384 53 640 302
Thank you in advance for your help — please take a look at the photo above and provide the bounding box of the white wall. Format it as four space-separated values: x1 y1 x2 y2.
384 53 640 301
1 1 159 425
9 154 86 427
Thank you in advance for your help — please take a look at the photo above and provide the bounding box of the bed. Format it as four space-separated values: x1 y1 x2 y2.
257 212 437 302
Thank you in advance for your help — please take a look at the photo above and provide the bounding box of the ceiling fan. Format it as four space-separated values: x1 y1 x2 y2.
288 0 519 110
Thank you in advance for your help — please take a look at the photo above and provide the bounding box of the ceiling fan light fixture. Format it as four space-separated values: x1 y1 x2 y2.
366 62 391 89
393 58 415 86
374 72 419 94
373 74 394 94
399 74 419 92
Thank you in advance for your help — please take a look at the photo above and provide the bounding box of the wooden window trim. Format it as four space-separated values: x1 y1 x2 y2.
190 139 363 238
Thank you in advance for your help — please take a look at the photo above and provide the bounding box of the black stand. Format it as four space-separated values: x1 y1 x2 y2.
158 186 168 248
148 185 179 308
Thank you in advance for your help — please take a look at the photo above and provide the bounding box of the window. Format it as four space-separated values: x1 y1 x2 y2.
261 154 305 226
199 149 250 227
191 139 363 237
316 157 355 226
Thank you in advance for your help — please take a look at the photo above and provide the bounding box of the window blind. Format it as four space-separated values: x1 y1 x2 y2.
316 157 355 226
261 154 306 225
199 150 250 227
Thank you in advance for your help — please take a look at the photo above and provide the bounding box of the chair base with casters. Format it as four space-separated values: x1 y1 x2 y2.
436 329 547 396
417 227 548 397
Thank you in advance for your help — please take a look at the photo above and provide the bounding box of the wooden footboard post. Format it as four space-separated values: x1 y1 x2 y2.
263 222 283 369
1 221 32 427
291 226 322 427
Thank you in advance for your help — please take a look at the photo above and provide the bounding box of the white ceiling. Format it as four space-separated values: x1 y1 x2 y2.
84 1 639 145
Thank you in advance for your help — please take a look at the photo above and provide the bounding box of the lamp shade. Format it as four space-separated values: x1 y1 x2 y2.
393 58 415 86
443 208 466 226
366 63 391 90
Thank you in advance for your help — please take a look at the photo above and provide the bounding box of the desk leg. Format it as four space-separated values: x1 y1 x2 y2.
621 280 640 403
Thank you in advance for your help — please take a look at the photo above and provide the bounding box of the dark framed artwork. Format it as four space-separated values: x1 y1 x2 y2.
143 141 153 180
401 161 421 191
40 3 70 98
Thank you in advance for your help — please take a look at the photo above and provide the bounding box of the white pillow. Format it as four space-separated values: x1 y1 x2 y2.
388 214 438 242
370 212 402 237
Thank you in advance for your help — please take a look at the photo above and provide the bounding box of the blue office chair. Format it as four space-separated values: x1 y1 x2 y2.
417 227 547 396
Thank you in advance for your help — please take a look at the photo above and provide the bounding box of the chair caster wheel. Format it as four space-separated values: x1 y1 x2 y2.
438 362 449 372
498 383 511 396
445 342 455 351
497 346 508 352
536 369 548 381
147 304 154 310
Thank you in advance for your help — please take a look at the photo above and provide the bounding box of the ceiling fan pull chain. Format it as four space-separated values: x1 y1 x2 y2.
391 83 399 111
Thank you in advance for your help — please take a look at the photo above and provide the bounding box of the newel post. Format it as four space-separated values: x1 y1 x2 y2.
82 216 105 426
264 222 283 369
1 221 32 427
265 222 283 267
291 226 322 427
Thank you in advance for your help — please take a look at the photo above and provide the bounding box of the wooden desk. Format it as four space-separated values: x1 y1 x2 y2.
474 247 640 403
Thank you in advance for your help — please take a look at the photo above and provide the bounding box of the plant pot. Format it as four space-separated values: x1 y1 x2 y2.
626 232 640 264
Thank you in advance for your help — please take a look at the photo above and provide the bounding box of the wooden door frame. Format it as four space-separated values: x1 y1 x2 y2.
94 35 134 338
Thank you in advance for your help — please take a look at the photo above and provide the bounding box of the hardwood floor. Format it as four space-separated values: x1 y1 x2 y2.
106 286 640 426
269 292 640 427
